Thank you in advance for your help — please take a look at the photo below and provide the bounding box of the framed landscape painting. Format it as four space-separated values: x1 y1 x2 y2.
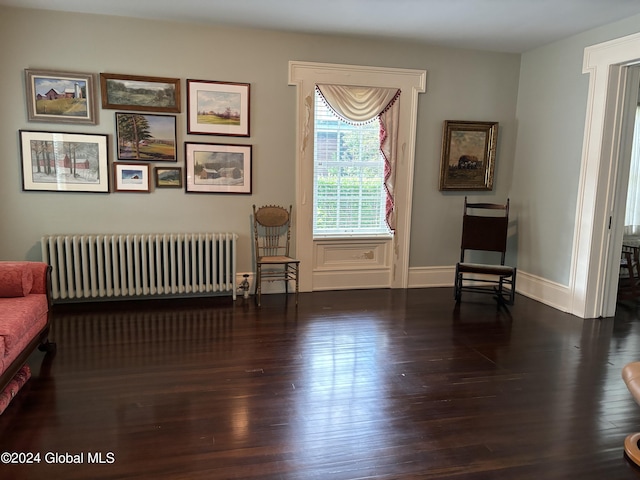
113 162 151 193
187 80 250 136
439 120 499 191
19 130 109 192
184 142 251 194
116 112 177 161
25 69 97 124
101 73 181 113
155 166 182 188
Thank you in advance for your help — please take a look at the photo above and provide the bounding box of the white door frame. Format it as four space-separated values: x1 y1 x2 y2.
571 32 640 318
288 61 426 292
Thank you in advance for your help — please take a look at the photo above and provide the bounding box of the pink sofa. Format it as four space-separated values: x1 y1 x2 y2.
0 262 55 397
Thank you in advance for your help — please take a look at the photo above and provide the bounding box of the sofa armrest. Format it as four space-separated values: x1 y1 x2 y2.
23 262 50 295
0 261 51 306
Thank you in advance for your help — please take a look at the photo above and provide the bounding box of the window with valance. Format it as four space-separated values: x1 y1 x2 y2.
313 84 401 236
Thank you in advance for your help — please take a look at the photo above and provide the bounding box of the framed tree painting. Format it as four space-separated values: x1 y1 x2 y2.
439 120 499 191
115 112 177 161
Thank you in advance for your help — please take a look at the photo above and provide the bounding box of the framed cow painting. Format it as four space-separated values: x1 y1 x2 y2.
439 120 498 191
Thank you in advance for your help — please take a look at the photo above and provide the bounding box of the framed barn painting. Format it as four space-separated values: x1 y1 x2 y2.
100 73 181 113
115 112 177 161
184 142 252 194
19 130 109 192
439 120 499 191
187 80 250 136
113 162 151 193
24 69 98 124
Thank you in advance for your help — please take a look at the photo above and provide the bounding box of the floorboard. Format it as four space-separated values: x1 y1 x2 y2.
2 289 640 479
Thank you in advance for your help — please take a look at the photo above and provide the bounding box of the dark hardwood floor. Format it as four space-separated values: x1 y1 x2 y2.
3 288 640 479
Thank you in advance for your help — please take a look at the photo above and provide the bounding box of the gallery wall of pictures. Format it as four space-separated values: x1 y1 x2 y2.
21 69 252 195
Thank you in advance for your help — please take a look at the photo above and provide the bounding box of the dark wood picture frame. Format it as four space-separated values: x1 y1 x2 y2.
115 112 177 161
187 79 250 136
184 142 252 194
155 166 183 188
101 73 181 113
113 162 151 193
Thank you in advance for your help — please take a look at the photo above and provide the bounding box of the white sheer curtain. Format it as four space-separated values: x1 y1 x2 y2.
625 105 640 226
315 84 401 230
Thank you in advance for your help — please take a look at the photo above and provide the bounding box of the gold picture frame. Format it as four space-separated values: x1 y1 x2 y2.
439 120 498 191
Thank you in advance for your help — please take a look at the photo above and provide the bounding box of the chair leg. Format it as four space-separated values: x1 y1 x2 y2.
454 265 461 302
284 265 289 296
295 268 299 306
255 265 262 306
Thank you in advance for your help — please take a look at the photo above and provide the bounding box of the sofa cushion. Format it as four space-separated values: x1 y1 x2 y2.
0 263 33 297
0 295 48 357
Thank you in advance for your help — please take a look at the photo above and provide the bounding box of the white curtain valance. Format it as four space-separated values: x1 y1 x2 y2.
316 84 400 123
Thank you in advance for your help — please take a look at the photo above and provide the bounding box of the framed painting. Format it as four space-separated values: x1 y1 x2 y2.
113 162 151 193
155 166 182 188
185 142 252 194
100 73 181 113
116 112 177 161
19 130 109 192
187 79 250 136
439 120 499 191
24 69 98 124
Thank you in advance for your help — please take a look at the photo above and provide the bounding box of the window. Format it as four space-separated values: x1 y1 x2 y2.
313 89 391 237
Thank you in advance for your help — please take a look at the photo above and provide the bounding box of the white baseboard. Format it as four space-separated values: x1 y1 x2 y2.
407 266 572 313
241 266 574 314
512 270 571 313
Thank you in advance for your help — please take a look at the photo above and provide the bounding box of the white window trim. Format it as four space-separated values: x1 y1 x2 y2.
289 61 426 292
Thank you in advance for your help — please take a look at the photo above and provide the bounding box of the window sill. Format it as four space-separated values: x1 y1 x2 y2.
313 234 393 241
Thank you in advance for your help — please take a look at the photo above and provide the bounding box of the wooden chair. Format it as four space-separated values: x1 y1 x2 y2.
454 197 516 305
252 205 300 307
619 244 640 301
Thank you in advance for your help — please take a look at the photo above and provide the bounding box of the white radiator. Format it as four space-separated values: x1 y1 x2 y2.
41 233 237 301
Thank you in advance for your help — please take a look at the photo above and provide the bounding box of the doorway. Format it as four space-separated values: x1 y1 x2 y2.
571 32 640 319
613 72 640 311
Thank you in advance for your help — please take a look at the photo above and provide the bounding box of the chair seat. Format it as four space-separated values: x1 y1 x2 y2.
258 255 300 264
457 262 515 277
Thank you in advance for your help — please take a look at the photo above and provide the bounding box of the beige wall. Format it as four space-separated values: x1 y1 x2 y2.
0 6 521 277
